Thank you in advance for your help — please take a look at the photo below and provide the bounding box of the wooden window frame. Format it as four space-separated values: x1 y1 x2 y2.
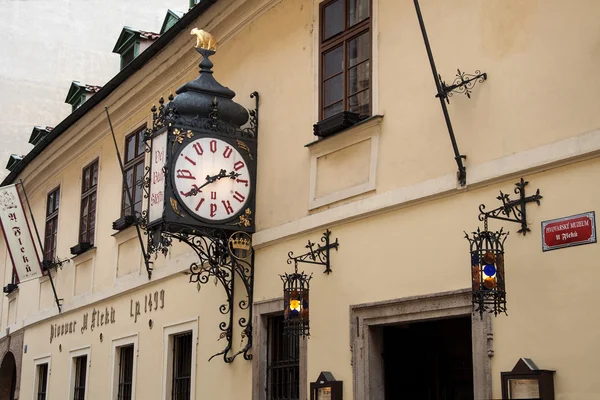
79 159 99 246
171 331 192 399
72 355 88 400
44 186 60 262
319 0 372 121
266 314 301 400
117 344 135 400
121 127 146 217
37 362 49 400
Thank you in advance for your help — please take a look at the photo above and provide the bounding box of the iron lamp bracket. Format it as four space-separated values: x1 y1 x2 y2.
436 69 487 104
287 230 339 274
478 178 543 235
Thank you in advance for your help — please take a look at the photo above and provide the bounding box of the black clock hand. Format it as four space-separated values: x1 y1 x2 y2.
182 169 241 197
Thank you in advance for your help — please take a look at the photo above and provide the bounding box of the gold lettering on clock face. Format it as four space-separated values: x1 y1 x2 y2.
174 138 251 221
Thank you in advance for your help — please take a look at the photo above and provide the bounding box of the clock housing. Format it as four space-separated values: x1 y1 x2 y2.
145 48 257 235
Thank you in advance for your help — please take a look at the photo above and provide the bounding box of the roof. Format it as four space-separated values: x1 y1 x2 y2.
2 0 218 186
160 9 185 34
65 81 102 104
28 126 54 146
113 26 161 54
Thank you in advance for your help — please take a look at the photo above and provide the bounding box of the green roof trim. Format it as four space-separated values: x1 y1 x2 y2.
2 0 218 186
160 10 184 34
65 81 87 105
6 155 23 172
113 27 140 54
28 126 53 146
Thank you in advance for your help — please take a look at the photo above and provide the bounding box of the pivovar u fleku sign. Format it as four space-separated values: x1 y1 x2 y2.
0 184 43 281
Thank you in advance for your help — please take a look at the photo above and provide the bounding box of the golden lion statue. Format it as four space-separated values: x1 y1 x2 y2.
190 28 217 51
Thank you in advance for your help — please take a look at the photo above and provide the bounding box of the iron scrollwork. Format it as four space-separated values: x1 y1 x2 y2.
437 69 488 104
138 91 259 363
287 230 339 274
478 178 543 235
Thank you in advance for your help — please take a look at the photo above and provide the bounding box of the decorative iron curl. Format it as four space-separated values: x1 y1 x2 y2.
287 230 339 274
438 69 487 103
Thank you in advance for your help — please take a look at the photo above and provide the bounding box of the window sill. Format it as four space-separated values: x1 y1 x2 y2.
306 115 384 148
70 243 95 257
112 215 136 231
3 284 18 296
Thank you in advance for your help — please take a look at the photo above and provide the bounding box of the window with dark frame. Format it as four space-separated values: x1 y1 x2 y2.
320 0 372 120
117 345 134 400
171 332 192 400
37 362 49 400
44 187 60 262
266 314 300 400
79 160 98 245
73 355 87 400
122 127 146 217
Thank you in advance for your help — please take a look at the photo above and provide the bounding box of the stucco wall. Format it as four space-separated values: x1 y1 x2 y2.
2 0 600 399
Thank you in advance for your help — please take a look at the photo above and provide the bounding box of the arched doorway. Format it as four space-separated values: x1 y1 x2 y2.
0 351 17 400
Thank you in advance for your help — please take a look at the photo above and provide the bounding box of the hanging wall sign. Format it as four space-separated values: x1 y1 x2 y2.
0 184 43 282
148 128 168 225
541 211 596 252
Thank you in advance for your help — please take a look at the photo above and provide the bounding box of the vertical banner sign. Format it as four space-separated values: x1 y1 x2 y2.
542 212 596 251
0 184 43 281
149 129 167 224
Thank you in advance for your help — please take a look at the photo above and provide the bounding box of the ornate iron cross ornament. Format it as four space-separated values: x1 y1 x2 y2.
478 178 543 235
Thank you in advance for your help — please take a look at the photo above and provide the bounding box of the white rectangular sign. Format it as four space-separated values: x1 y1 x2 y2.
0 184 43 282
148 129 167 224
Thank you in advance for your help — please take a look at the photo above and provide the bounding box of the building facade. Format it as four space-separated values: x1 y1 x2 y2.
1 0 600 399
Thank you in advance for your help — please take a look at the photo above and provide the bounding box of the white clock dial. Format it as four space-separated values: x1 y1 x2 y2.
173 137 251 221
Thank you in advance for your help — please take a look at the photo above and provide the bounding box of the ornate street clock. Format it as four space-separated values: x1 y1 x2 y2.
146 44 257 235
142 30 258 363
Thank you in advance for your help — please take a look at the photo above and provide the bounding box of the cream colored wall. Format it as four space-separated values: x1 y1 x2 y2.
255 157 600 400
3 0 600 399
19 273 251 400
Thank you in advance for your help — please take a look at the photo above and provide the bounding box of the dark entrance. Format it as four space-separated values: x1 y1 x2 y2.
383 316 474 400
0 351 17 400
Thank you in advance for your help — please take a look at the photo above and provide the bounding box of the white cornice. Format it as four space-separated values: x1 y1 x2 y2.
252 127 600 248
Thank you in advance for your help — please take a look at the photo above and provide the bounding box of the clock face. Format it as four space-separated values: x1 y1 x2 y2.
173 137 251 222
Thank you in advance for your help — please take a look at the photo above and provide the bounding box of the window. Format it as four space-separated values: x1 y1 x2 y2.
121 46 136 69
171 332 192 400
117 345 134 400
267 315 300 400
44 187 60 262
189 0 202 8
320 0 371 119
79 160 98 245
36 363 49 400
73 355 88 400
72 94 86 112
122 128 145 217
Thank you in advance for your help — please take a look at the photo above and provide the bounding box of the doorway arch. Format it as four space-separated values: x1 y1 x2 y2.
0 351 17 400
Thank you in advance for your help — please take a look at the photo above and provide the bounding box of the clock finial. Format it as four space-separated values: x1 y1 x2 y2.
190 28 217 51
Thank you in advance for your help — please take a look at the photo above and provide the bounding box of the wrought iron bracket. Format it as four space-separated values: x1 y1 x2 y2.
287 230 339 274
478 178 543 235
436 69 487 104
